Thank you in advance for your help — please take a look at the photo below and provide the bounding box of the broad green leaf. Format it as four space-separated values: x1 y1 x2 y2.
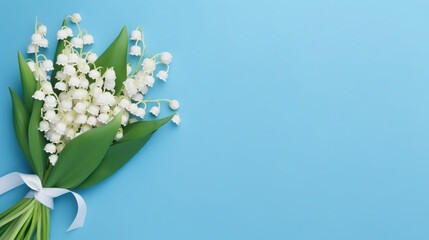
77 114 174 188
95 26 128 95
51 18 70 90
77 133 153 189
17 51 36 113
44 114 122 189
28 100 47 179
9 88 34 171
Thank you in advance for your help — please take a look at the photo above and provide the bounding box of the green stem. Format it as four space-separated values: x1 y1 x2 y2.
0 199 34 228
0 219 18 239
0 221 12 235
1 202 34 240
23 203 39 240
15 206 34 239
44 206 50 239
0 199 29 220
35 210 42 240
42 165 53 185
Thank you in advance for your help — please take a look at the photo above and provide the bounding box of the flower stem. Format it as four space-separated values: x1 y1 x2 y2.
0 199 34 228
2 202 34 239
23 202 39 240
0 199 28 220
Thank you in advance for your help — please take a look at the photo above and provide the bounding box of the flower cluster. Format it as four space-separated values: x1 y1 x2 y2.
26 13 180 166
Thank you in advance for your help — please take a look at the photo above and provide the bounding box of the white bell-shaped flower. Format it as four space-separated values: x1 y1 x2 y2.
41 81 54 94
57 29 68 40
68 53 79 63
64 112 75 123
65 128 76 139
71 13 82 23
87 116 97 126
31 33 43 45
44 143 56 154
73 101 87 114
54 121 67 134
150 106 160 116
83 34 94 45
118 98 130 109
112 106 123 115
137 108 146 118
121 112 129 125
169 99 180 110
78 63 90 74
104 69 116 82
42 60 54 71
68 76 80 87
142 58 156 73
38 25 47 35
156 70 168 82
104 80 115 91
64 27 73 37
129 45 142 56
172 114 181 125
27 44 37 53
87 53 98 62
39 38 49 48
38 121 50 132
123 78 138 96
60 99 73 111
49 155 58 166
97 113 110 124
87 104 100 116
130 30 142 41
75 114 88 124
89 69 101 79
44 95 57 108
145 75 155 87
71 38 83 49
115 131 123 141
100 104 110 113
55 82 67 91
72 89 88 99
50 132 62 143
79 77 89 89
56 54 68 66
63 65 76 76
160 52 173 64
132 93 143 102
32 90 45 100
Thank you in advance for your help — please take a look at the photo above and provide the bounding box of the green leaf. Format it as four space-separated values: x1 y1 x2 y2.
44 114 122 189
9 88 34 172
77 114 174 188
77 133 153 189
95 26 128 95
51 18 70 90
28 100 47 179
17 51 36 113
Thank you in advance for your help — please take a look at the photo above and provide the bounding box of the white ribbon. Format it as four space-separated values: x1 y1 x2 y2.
0 172 86 231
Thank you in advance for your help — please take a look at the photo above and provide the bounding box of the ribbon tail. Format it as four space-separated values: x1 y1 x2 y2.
67 192 87 231
0 172 26 195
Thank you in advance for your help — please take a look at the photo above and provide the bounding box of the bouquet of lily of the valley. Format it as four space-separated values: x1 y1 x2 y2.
0 13 181 239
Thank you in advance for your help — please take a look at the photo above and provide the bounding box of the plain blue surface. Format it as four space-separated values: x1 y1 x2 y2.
1 0 429 239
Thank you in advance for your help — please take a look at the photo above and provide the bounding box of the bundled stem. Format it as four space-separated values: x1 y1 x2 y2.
0 199 50 239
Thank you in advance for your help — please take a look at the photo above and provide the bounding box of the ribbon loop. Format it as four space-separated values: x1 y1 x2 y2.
0 172 86 231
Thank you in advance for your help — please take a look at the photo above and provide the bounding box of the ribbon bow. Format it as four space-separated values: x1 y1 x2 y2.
0 172 86 231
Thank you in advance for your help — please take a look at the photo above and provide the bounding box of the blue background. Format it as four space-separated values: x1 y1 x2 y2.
1 0 429 239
